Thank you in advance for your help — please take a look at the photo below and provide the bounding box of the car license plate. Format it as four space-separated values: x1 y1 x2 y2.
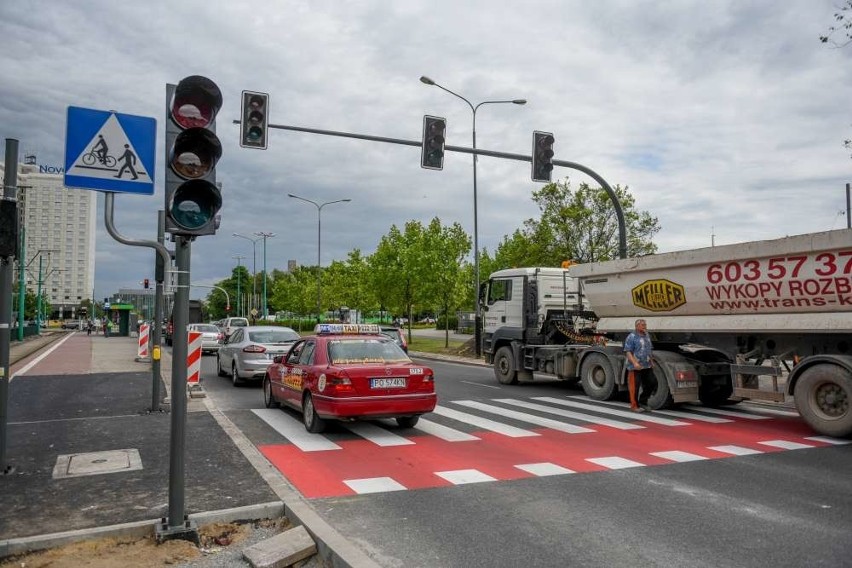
371 377 406 389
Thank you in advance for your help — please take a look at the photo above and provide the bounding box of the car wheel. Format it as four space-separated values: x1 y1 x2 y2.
216 354 227 377
231 363 243 387
494 346 519 385
263 376 279 408
396 416 419 428
302 393 326 433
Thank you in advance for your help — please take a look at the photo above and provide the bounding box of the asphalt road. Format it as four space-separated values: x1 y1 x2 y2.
194 350 852 567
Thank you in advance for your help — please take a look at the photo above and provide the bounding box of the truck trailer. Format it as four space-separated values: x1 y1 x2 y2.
481 228 852 437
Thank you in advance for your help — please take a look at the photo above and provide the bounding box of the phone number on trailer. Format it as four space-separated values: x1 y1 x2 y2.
706 252 852 284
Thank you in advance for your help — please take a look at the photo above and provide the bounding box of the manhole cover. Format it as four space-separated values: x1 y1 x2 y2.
53 449 143 479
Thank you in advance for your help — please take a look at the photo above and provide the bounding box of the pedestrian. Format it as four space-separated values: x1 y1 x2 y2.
87 320 93 336
105 319 112 338
624 318 654 412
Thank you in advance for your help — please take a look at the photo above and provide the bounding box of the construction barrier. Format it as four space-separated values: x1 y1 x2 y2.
187 330 202 385
137 323 150 359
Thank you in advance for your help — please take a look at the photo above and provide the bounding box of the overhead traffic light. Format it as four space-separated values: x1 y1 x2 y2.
240 91 269 150
165 75 223 237
143 278 150 289
0 199 18 258
531 131 555 183
421 115 446 170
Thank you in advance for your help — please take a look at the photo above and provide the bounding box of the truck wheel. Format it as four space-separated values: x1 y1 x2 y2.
494 346 519 385
794 364 852 438
580 353 617 400
646 366 673 409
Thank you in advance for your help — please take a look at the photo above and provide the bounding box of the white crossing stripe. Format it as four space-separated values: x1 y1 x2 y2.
435 469 497 485
555 398 689 426
451 400 595 434
510 398 644 430
740 405 799 417
515 463 575 476
343 421 416 447
759 440 815 450
651 450 708 462
252 409 342 452
708 445 764 456
431 405 539 437
413 418 480 442
587 457 646 469
805 436 852 445
682 405 770 420
567 396 730 423
344 477 407 494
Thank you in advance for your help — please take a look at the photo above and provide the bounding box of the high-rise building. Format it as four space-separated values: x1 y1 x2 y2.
1 160 97 319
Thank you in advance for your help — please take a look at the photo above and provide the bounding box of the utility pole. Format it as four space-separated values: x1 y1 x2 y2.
1 138 20 474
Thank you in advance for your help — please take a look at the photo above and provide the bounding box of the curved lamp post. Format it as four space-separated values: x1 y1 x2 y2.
420 75 526 357
288 194 351 321
253 231 276 320
232 233 260 320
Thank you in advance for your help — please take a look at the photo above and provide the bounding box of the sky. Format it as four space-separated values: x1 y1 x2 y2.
1 0 851 304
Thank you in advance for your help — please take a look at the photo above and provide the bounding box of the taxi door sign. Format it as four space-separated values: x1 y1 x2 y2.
64 106 156 195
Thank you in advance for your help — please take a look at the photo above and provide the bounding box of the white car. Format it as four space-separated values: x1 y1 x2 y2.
187 323 223 354
222 316 249 338
217 326 300 386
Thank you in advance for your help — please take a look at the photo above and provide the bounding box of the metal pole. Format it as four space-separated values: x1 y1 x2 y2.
151 210 165 413
0 138 19 474
472 109 480 357
233 256 244 317
317 206 322 321
168 235 190 529
16 226 25 341
846 183 851 230
36 256 43 333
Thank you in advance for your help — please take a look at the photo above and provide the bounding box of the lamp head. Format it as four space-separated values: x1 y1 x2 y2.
420 76 435 86
513 99 527 105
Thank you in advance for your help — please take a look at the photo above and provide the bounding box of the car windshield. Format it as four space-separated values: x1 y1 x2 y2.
231 319 248 327
328 338 410 364
248 329 300 344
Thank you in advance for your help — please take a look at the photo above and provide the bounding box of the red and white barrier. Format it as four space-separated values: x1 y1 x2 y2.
137 323 150 359
187 330 202 385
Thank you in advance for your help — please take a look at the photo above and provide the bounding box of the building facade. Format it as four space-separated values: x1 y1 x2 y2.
1 160 97 318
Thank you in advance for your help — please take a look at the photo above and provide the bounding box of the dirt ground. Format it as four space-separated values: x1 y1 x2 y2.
0 519 289 568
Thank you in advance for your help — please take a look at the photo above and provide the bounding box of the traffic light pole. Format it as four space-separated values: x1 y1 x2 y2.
243 121 628 259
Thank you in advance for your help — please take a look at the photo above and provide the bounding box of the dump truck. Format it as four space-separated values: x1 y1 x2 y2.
481 228 852 437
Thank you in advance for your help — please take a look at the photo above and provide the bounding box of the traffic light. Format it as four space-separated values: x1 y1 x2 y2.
531 130 555 183
143 278 150 289
0 199 18 258
165 75 223 237
240 91 269 150
80 306 88 318
421 115 446 170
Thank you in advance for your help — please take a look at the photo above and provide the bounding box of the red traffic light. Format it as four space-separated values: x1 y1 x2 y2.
143 278 150 289
171 75 222 129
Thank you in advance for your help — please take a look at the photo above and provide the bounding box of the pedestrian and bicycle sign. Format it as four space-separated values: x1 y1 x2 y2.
64 106 156 195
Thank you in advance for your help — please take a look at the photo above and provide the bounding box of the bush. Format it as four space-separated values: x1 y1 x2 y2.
437 314 458 330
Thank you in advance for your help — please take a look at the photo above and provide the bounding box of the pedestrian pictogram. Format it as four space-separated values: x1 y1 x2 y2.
64 106 156 195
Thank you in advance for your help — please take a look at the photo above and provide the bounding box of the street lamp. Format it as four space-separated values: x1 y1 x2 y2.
287 194 351 322
420 75 526 357
232 233 260 320
232 255 245 317
25 249 59 334
253 231 276 320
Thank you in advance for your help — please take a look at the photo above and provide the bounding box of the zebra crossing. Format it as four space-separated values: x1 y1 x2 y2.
253 395 849 498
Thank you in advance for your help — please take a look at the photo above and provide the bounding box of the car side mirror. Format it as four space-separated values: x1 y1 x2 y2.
273 355 283 363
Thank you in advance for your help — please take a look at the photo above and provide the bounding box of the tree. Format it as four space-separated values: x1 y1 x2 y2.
420 218 471 346
494 179 660 268
820 0 852 48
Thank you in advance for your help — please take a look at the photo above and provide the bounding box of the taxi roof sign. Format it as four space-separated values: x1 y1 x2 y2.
315 323 381 335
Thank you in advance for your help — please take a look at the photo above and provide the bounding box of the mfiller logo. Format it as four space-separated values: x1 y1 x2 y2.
632 279 686 312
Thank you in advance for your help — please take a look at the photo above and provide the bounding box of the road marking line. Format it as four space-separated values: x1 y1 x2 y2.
555 398 689 426
413 418 480 441
759 440 815 450
682 405 770 420
431 405 539 437
343 422 416 446
740 405 799 417
452 400 595 434
587 456 645 469
521 397 644 430
251 409 341 452
11 333 74 380
515 463 575 476
344 477 407 494
435 469 497 485
708 445 763 456
566 396 731 423
651 450 708 462
805 436 852 445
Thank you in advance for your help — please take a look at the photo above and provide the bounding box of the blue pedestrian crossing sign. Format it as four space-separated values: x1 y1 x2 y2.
64 106 156 195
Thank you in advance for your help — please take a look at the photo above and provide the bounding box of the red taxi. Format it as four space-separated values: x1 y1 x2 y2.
262 323 437 433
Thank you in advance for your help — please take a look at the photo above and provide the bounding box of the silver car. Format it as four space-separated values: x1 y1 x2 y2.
217 326 300 386
187 323 223 354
